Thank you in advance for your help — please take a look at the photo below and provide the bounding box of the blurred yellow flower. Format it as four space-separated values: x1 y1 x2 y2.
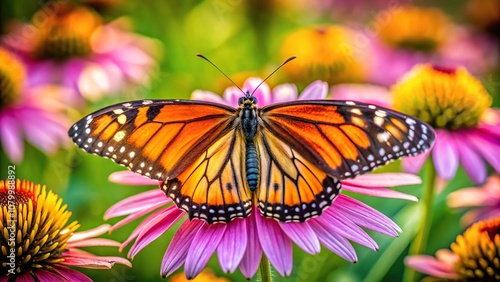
169 269 230 282
0 48 25 108
280 25 364 85
376 5 451 52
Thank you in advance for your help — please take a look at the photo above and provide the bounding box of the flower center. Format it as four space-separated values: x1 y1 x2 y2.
32 3 102 60
376 5 450 52
0 48 25 110
451 218 500 281
280 25 364 84
391 64 492 130
0 179 80 277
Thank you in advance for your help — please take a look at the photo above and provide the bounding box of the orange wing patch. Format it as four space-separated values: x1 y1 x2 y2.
161 131 252 223
256 128 342 222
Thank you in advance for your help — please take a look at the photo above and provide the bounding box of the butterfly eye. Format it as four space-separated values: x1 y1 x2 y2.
238 97 245 105
251 97 258 104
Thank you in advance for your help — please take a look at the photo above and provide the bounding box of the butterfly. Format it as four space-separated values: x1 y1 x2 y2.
69 90 435 224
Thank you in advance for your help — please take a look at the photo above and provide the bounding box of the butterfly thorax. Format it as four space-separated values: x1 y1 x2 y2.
239 94 260 192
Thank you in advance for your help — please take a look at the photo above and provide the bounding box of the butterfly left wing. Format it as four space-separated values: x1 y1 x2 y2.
260 100 435 180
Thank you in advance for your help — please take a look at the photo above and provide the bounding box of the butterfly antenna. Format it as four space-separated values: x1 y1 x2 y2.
196 53 245 95
251 56 296 96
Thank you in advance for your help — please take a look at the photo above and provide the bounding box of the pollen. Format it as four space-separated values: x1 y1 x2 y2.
31 3 102 60
0 48 25 109
0 179 80 276
391 64 492 130
375 5 450 52
451 218 500 281
280 25 364 84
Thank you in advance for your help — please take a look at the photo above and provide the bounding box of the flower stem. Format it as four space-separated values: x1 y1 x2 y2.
258 255 273 282
403 159 436 282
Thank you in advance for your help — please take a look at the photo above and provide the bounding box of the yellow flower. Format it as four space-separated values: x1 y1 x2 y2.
391 64 492 129
0 48 26 109
280 25 364 85
376 5 451 52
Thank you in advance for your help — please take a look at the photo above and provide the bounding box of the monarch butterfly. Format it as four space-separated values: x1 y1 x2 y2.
69 57 435 224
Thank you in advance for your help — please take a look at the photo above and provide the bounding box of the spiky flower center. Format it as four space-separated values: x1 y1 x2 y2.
391 64 492 130
0 179 80 278
451 218 500 281
0 48 25 109
280 25 364 84
376 5 450 52
32 3 101 60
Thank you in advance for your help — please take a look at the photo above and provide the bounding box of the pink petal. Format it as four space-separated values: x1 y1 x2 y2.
344 173 421 187
184 223 226 279
318 211 379 250
243 78 271 106
104 189 167 219
61 250 131 268
128 206 184 257
308 220 357 262
255 212 293 276
46 267 92 282
332 195 401 237
68 238 120 249
217 218 247 273
109 170 160 186
447 188 494 208
402 151 429 175
456 138 487 184
69 224 111 242
467 132 500 172
161 220 204 277
272 83 298 103
0 113 24 163
432 131 459 180
342 184 418 202
192 90 229 106
330 84 391 107
299 80 328 100
223 87 242 107
279 221 320 254
239 211 262 279
119 209 167 249
404 253 459 279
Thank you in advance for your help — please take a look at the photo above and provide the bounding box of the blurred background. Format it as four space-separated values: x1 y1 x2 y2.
1 0 499 281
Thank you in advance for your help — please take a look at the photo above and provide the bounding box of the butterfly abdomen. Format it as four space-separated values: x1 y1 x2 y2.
246 140 259 191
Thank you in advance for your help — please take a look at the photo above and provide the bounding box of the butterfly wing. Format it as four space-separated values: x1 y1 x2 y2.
161 129 253 223
256 100 435 221
69 99 237 180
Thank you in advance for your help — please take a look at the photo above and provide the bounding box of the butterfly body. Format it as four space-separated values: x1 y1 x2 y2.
69 96 435 224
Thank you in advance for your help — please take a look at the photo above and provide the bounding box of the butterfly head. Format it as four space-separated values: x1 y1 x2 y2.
238 91 258 107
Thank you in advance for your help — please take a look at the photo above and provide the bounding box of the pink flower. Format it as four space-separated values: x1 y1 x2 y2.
2 3 159 105
106 170 419 279
448 175 500 225
0 47 71 163
192 77 328 106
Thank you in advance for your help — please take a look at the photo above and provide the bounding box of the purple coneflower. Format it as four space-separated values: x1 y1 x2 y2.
2 2 159 105
0 47 71 163
448 175 500 226
103 79 421 279
0 179 130 281
405 218 500 281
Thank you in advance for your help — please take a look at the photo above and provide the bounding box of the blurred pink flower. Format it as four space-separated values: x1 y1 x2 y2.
2 3 159 105
0 47 71 163
448 175 500 226
106 170 419 279
192 77 328 106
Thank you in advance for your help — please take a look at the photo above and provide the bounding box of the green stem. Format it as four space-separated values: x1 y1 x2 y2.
403 159 437 282
258 255 273 282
